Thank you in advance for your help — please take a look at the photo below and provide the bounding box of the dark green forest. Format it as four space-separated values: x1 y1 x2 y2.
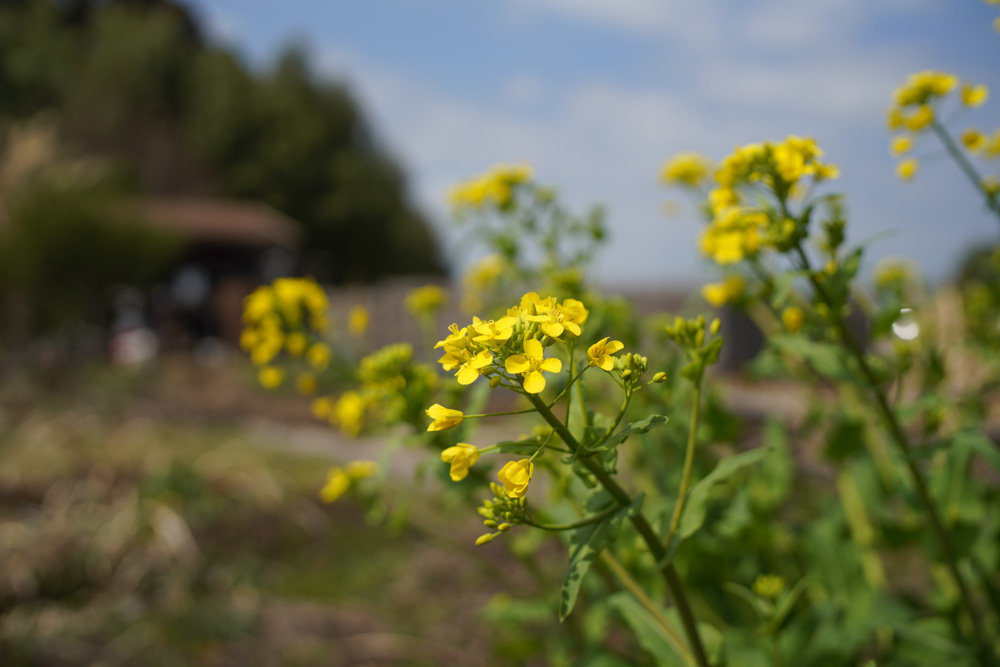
0 0 444 284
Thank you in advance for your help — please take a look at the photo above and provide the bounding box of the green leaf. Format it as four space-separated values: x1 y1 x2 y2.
559 492 644 621
952 431 1000 474
770 334 850 381
590 415 669 452
606 593 688 667
678 448 771 541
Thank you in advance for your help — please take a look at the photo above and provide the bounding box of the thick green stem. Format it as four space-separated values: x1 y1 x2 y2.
795 243 995 665
931 120 1000 227
525 393 712 667
667 384 701 546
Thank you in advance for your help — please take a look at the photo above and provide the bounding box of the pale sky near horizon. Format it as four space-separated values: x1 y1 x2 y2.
188 0 1000 289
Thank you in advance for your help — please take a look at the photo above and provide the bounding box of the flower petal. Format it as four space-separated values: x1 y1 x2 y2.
523 371 546 394
505 355 530 374
523 338 543 359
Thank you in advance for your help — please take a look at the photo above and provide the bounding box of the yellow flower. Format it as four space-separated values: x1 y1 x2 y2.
505 338 563 394
782 307 805 332
455 349 494 385
961 83 989 108
258 366 283 389
587 337 624 371
904 105 934 132
441 443 480 481
331 391 368 436
243 287 275 324
897 158 919 182
406 285 448 316
426 404 464 431
312 396 336 420
471 316 516 346
349 306 370 335
962 128 988 153
307 343 332 371
660 152 712 187
346 461 378 479
250 329 283 365
286 332 308 356
752 574 785 600
320 467 351 503
497 459 534 498
296 372 317 396
890 135 913 156
702 274 745 307
893 71 958 106
983 176 1000 196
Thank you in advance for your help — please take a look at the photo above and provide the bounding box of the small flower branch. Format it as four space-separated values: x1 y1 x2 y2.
524 392 712 667
930 119 1000 226
665 382 702 547
793 240 996 666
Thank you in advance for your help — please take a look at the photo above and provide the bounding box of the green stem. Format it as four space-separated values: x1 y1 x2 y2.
523 503 622 531
931 120 1000 226
525 393 712 667
600 551 695 666
587 391 632 453
465 408 539 419
795 243 995 665
666 384 702 546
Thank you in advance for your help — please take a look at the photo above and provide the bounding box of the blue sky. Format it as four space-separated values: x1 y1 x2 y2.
189 0 1000 288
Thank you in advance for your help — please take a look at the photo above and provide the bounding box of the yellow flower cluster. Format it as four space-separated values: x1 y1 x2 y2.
660 152 712 188
448 164 533 211
887 71 997 182
240 277 332 390
694 138 836 265
319 461 378 503
313 343 437 436
461 254 507 313
434 292 587 394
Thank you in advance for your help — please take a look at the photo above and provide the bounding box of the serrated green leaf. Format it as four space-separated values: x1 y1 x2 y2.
559 492 644 621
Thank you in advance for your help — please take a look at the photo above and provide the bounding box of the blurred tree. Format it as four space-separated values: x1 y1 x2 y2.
0 0 444 282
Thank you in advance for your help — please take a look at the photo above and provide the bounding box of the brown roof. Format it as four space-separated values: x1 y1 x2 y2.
123 197 303 248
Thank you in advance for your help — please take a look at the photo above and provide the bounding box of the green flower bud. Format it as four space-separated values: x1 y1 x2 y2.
653 371 668 383
497 523 511 532
483 519 498 528
710 318 721 335
475 533 497 546
489 375 502 388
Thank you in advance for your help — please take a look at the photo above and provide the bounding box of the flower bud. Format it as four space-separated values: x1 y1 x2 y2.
475 533 497 546
483 519 498 528
710 318 721 335
653 371 668 383
489 375 502 388
497 523 511 532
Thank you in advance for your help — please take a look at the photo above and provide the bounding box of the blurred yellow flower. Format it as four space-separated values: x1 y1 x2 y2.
319 467 350 503
961 83 989 107
349 306 370 335
258 366 283 389
782 307 805 332
441 443 480 481
296 372 317 396
307 343 332 371
962 128 988 153
346 461 378 479
497 459 534 498
753 574 785 600
897 158 919 181
702 274 745 307
406 285 448 316
660 152 712 187
890 135 913 156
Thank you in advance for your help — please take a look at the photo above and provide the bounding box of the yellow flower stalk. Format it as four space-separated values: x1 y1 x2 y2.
425 404 464 431
505 338 563 394
441 443 480 481
587 337 624 371
497 459 534 498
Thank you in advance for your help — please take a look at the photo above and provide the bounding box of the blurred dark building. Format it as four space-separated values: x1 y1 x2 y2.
122 197 302 348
